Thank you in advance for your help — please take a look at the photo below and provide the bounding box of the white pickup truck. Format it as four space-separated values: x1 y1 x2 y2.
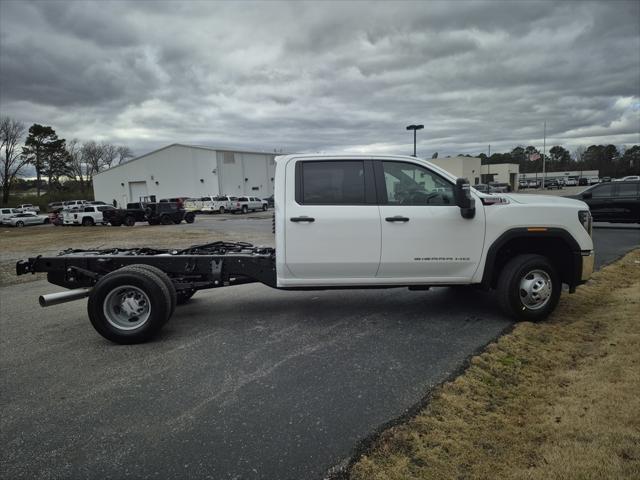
17 154 594 344
62 205 115 226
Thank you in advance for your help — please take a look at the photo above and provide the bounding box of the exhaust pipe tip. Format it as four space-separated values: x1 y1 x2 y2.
39 288 91 307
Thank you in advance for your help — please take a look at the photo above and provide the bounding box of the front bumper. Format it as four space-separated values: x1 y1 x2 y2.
580 250 595 282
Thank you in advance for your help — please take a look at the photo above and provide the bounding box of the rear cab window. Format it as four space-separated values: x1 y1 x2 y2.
296 160 373 205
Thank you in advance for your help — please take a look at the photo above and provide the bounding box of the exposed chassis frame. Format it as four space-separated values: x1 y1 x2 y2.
16 242 277 292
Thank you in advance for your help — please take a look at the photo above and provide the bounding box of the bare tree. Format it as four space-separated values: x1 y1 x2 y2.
67 139 89 192
101 143 119 169
0 116 27 205
116 145 134 164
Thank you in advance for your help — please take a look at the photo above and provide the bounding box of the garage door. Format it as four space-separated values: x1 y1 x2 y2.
129 181 148 202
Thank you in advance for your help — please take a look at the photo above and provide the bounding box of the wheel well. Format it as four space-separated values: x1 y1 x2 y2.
487 236 576 288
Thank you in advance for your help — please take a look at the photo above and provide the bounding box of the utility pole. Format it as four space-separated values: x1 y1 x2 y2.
487 144 491 182
541 121 546 189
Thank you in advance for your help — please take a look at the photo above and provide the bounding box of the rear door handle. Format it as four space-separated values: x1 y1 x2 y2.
385 216 410 222
290 216 315 223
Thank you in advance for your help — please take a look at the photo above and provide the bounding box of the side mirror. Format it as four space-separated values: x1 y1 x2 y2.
453 178 476 219
582 192 592 199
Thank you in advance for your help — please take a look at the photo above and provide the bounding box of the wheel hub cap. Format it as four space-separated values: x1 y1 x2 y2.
519 269 552 310
103 285 151 330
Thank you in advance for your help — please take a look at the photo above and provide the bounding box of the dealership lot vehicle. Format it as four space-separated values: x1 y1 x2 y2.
564 177 578 186
233 196 266 213
3 211 49 227
146 201 195 225
184 197 203 212
615 175 640 182
103 202 148 226
63 200 89 209
544 178 562 189
17 154 594 344
0 207 20 221
16 203 40 213
62 205 115 226
567 180 640 223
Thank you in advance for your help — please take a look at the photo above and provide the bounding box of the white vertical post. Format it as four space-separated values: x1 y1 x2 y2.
541 121 546 189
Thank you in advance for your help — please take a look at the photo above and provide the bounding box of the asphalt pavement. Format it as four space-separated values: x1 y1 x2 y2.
0 227 637 480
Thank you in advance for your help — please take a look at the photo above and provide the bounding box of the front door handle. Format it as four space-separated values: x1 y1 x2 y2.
385 216 410 222
290 216 315 223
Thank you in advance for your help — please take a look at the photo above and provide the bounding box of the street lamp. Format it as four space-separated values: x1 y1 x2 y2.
406 124 424 157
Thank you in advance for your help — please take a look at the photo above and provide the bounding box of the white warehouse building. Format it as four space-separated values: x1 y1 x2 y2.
93 144 277 206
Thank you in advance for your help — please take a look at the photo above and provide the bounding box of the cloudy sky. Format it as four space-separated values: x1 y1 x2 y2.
1 0 639 160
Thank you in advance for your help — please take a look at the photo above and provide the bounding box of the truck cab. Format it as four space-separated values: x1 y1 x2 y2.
275 155 593 306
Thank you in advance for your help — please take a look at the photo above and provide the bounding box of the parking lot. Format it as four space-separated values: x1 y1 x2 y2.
1 206 638 479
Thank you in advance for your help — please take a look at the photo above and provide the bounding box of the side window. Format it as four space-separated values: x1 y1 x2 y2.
84 207 93 212
298 161 366 205
617 183 638 197
592 184 613 198
381 161 453 206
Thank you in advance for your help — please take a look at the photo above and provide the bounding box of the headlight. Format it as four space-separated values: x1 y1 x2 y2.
578 210 592 236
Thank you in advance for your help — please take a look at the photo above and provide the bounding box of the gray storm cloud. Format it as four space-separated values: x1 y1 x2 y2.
1 0 638 158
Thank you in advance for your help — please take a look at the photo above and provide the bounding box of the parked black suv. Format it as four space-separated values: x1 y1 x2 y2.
103 202 148 226
567 180 640 223
145 202 195 225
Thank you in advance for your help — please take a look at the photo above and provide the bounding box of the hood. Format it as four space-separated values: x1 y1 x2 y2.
503 193 588 209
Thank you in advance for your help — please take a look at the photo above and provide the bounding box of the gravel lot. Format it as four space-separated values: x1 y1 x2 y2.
0 207 638 479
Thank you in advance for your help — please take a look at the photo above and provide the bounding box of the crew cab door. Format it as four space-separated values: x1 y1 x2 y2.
284 159 381 280
375 160 485 282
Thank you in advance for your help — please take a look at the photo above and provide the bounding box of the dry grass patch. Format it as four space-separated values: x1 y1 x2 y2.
350 249 640 480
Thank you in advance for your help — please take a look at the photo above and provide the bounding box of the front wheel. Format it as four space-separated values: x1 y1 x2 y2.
124 216 135 227
160 215 173 225
82 217 94 226
242 205 248 214
219 206 225 214
16 221 24 228
262 204 268 211
184 212 195 224
497 254 561 322
87 268 172 344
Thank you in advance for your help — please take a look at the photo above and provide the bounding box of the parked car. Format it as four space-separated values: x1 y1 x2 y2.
87 201 107 205
184 198 203 212
564 177 578 186
544 179 562 189
473 183 495 194
601 176 611 182
103 203 148 226
578 177 589 186
63 200 89 210
527 179 541 188
47 201 64 210
233 196 266 213
488 182 511 193
3 211 49 227
209 195 239 214
587 176 600 185
518 180 528 189
159 197 188 208
146 202 195 225
264 195 275 208
16 204 40 213
615 175 640 182
0 207 20 221
63 205 115 226
566 180 639 223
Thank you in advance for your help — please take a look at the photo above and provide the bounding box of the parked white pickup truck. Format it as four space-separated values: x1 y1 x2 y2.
62 205 115 226
18 154 594 344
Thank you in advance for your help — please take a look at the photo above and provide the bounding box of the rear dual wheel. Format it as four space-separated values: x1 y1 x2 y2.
87 265 176 344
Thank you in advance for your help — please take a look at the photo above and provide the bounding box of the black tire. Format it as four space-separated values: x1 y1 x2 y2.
176 289 196 305
262 204 268 211
242 205 248 214
184 212 195 224
160 215 173 225
110 221 122 227
497 254 561 322
87 268 172 344
219 206 225 214
124 216 135 227
16 221 24 228
173 218 182 224
120 264 176 319
43 218 50 224
82 217 94 226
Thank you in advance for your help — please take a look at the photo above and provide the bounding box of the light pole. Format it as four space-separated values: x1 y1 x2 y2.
406 124 424 157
